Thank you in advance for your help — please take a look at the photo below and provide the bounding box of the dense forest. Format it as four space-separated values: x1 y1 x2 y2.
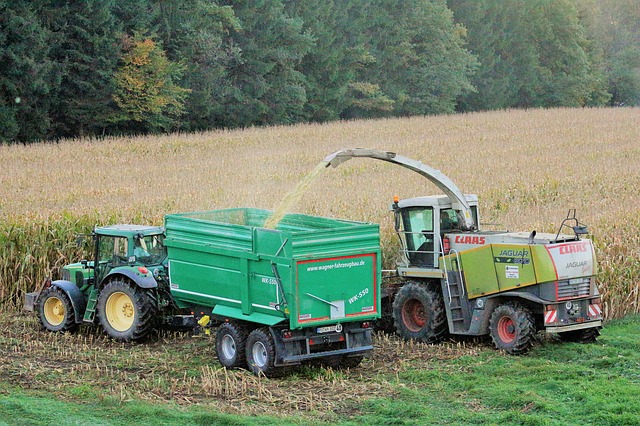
1 0 638 143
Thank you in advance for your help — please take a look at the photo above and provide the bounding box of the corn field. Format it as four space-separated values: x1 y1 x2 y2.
1 107 638 318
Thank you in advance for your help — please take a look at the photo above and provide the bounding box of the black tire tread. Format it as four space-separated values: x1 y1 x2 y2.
392 281 448 343
216 321 249 369
489 302 536 355
97 279 157 342
558 327 601 343
38 286 78 333
245 327 281 377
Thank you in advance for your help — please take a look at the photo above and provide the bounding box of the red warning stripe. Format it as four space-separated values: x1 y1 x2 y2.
588 304 602 317
544 310 558 324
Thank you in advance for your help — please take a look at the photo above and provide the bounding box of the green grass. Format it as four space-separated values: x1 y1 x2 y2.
1 316 639 425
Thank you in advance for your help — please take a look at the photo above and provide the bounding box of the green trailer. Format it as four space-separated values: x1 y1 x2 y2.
164 208 381 375
27 208 381 377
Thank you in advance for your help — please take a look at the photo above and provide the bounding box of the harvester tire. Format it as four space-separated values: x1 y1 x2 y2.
38 286 78 333
392 281 447 343
558 327 601 343
97 279 157 342
489 302 536 355
216 321 249 369
245 328 280 377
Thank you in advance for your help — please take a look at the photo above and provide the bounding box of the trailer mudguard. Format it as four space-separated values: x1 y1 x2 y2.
101 268 158 289
213 305 286 326
51 280 88 323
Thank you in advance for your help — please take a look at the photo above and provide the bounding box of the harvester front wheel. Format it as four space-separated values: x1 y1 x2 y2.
216 321 249 369
392 281 447 343
489 302 536 355
38 286 78 333
245 328 280 377
558 327 601 343
97 279 157 342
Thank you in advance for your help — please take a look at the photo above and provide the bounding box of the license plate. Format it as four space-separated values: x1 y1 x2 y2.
316 325 338 334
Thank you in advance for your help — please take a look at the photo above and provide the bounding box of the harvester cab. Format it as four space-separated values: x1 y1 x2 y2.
391 194 480 270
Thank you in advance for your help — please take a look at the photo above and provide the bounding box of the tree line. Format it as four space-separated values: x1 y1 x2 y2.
1 0 638 143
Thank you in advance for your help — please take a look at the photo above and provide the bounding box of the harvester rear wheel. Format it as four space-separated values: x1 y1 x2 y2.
216 321 249 369
245 328 280 377
392 281 447 343
38 286 78 333
97 279 157 342
489 302 535 355
558 327 601 343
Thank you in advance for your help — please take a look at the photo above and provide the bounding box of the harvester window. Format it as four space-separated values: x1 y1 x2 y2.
440 209 459 231
401 208 435 267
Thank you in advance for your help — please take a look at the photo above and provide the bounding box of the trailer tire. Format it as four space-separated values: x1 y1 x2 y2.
216 322 249 369
97 279 157 342
558 327 601 343
489 302 535 355
245 328 280 377
392 281 447 343
38 286 78 333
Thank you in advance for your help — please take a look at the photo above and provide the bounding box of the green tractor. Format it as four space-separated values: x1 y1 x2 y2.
27 225 170 341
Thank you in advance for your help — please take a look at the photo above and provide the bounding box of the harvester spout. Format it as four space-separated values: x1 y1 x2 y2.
323 148 476 230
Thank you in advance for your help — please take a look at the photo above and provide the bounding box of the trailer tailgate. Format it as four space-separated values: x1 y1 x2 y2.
292 252 379 329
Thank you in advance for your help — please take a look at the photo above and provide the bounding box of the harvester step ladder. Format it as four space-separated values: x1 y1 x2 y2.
445 270 471 332
83 287 99 322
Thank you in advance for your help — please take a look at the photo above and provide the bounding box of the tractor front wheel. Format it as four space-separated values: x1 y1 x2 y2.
392 281 447 343
216 321 249 369
97 279 157 342
489 302 536 354
38 286 78 333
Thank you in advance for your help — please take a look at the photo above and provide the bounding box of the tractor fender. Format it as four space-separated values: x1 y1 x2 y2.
50 280 88 323
101 269 158 289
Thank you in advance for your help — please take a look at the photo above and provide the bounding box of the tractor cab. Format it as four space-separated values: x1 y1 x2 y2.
392 195 479 270
92 225 167 284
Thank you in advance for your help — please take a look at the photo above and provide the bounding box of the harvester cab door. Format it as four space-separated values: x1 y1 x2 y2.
399 207 436 268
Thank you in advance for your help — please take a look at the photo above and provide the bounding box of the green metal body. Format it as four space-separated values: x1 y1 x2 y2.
164 208 381 329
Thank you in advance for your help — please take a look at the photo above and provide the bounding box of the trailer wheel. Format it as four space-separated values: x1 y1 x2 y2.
97 279 157 342
216 322 249 369
245 328 280 377
392 281 447 343
489 302 535 355
558 327 601 343
38 286 78 332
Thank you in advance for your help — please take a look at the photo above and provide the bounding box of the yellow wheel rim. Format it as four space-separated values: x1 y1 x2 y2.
105 291 135 332
43 296 65 326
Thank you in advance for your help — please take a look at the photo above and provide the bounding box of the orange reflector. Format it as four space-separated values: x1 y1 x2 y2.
138 267 149 274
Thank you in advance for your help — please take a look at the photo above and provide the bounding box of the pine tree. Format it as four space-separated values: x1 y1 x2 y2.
0 0 55 143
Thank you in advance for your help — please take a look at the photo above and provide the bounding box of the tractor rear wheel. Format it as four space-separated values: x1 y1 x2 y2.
489 302 536 354
245 328 280 377
97 279 157 342
216 321 249 369
558 327 601 343
392 281 447 343
38 286 78 333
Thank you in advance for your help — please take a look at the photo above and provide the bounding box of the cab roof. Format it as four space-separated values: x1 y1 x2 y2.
95 224 164 237
397 194 478 209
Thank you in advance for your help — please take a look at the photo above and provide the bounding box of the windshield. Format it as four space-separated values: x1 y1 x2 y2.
134 234 166 265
